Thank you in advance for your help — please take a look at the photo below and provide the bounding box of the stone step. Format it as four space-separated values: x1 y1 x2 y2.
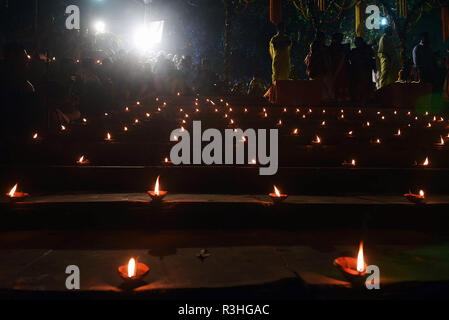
1 194 448 232
1 165 447 194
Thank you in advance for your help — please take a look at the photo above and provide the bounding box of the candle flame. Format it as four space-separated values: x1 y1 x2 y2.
8 184 18 197
440 136 445 145
79 156 84 163
33 133 38 139
356 242 365 273
154 176 160 196
351 159 356 166
106 133 111 140
313 136 321 144
274 186 281 197
423 157 429 166
419 190 425 197
128 258 136 278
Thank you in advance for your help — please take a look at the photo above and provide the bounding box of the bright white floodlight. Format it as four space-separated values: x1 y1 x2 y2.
133 21 164 52
94 21 106 34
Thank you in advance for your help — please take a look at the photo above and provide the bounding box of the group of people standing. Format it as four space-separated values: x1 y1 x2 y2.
269 24 446 104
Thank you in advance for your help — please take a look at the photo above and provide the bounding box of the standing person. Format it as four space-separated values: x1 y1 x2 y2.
412 32 435 84
269 22 292 83
348 37 376 103
328 33 350 102
305 32 332 101
378 26 400 88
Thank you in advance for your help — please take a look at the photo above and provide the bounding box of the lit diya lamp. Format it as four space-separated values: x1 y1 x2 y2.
404 189 425 204
147 176 167 202
32 132 41 141
6 184 29 202
415 157 429 168
105 132 113 142
76 155 89 165
269 185 288 204
333 241 368 286
342 159 356 168
435 136 445 147
312 135 321 145
118 258 149 282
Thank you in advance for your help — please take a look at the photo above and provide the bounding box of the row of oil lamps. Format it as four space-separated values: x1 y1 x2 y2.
115 240 369 285
5 179 395 286
4 175 426 206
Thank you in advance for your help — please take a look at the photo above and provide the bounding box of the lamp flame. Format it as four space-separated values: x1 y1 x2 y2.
154 176 160 196
356 242 365 273
274 186 281 197
128 258 136 278
8 184 18 197
423 157 429 166
419 190 425 197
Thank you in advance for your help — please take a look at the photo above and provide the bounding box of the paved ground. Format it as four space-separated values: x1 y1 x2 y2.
0 229 448 298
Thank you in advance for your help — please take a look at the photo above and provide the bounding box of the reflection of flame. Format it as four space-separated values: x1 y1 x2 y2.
419 190 425 197
423 157 429 166
154 176 160 196
274 186 281 197
8 184 18 197
128 258 136 278
356 242 365 273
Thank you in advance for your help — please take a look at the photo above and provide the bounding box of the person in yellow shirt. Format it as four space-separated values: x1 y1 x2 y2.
378 27 400 88
269 23 292 83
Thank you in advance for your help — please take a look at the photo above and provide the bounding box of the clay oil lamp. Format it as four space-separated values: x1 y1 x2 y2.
269 185 288 204
6 184 29 202
435 136 445 148
118 258 149 282
415 157 429 168
76 155 89 165
105 132 113 142
333 241 368 287
311 135 321 145
404 189 425 204
276 119 282 126
147 176 167 202
32 132 41 142
342 159 356 168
